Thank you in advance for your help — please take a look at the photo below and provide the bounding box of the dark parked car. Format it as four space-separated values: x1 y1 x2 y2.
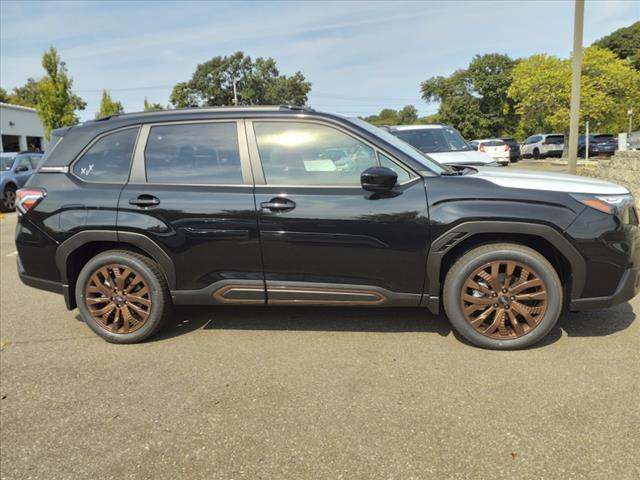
578 134 618 158
15 107 639 349
501 138 521 162
1 151 43 211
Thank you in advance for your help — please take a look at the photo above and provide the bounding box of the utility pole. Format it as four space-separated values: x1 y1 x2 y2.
585 118 589 161
233 79 238 106
567 0 584 175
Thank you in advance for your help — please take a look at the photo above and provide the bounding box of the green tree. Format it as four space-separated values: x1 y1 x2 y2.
363 105 419 126
0 88 8 103
143 97 164 112
397 105 418 124
9 78 42 107
421 54 518 139
170 51 311 107
508 46 640 136
96 90 124 118
593 21 640 70
36 47 86 140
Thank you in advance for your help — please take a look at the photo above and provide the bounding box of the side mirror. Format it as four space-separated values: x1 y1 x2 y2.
15 165 29 173
361 166 397 192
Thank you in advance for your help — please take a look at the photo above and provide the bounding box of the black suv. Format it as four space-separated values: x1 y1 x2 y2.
15 107 640 349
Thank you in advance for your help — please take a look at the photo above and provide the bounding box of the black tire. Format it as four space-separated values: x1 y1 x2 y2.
532 148 540 160
443 243 563 350
75 250 171 344
1 184 17 212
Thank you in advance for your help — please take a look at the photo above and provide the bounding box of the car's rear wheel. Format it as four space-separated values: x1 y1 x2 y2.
76 250 171 344
1 185 16 212
443 243 562 350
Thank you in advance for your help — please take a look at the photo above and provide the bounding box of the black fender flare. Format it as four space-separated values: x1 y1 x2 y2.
424 221 586 311
55 230 176 289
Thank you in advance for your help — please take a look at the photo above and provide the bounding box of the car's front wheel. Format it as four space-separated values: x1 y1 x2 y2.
75 250 171 344
1 185 16 212
443 243 563 350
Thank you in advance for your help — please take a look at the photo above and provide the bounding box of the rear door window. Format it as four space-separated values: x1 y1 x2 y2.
546 135 564 144
144 122 242 185
73 128 139 183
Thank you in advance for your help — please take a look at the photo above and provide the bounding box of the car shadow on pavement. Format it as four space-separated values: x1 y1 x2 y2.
154 301 636 346
154 306 453 342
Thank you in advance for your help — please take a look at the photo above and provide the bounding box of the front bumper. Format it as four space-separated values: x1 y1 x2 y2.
570 266 640 311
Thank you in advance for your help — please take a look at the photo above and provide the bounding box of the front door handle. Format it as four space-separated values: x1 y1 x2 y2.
129 195 160 207
260 197 296 212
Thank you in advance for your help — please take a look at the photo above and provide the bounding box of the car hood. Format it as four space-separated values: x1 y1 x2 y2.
427 150 497 166
474 167 629 195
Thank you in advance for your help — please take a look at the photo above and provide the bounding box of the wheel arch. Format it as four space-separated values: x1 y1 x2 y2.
424 221 586 313
56 230 176 309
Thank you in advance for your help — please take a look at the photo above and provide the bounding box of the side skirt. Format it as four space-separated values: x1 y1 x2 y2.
171 280 422 307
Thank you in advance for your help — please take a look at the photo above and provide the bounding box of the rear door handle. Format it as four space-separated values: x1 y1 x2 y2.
260 197 296 212
129 195 160 207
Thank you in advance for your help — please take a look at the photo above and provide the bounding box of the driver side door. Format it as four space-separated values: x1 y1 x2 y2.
247 119 430 306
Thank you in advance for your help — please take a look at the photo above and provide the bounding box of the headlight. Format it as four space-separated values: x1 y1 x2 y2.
571 193 632 214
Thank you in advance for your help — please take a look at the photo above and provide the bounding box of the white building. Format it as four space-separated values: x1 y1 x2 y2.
0 102 47 152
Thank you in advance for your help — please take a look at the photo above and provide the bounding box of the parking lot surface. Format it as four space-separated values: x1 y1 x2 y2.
1 210 638 480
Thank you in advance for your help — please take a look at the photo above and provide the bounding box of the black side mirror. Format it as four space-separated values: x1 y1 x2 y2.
361 166 397 192
15 165 29 173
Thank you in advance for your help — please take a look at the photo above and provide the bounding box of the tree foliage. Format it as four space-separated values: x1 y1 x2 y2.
96 90 124 118
593 21 640 70
170 51 311 107
36 47 86 140
508 46 640 136
363 105 421 126
143 97 165 112
421 54 518 139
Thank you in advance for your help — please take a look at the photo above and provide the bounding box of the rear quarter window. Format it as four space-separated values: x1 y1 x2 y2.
73 128 139 183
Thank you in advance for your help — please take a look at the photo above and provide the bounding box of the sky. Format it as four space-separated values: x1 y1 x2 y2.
1 0 638 121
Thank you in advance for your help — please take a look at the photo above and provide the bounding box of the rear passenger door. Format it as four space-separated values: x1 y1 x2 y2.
118 120 264 301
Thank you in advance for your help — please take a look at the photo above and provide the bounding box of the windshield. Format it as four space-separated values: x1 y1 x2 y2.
348 118 448 173
1 155 16 171
391 127 471 154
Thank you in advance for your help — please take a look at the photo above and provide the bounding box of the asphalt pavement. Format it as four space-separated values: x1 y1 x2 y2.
1 208 638 480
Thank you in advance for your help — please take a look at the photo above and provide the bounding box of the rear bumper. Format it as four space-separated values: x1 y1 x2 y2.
569 266 640 311
17 257 73 309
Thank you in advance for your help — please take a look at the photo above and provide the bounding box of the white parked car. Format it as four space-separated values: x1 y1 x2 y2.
382 124 500 167
469 139 510 166
521 133 564 159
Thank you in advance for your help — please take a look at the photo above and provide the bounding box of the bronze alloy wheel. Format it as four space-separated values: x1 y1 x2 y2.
85 264 152 334
460 260 548 339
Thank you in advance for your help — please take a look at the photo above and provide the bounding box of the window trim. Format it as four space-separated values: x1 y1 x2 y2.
70 126 141 185
129 119 252 186
246 118 418 189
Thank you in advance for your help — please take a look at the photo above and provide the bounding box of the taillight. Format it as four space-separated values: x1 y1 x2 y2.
504 144 510 152
16 188 46 214
479 144 485 152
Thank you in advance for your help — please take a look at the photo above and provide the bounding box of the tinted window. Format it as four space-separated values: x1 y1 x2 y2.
546 135 564 144
145 123 242 185
532 136 543 143
254 122 378 186
393 127 470 153
481 140 505 147
73 128 138 183
378 152 411 183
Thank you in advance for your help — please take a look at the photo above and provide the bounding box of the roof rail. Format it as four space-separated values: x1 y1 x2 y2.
279 105 315 112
